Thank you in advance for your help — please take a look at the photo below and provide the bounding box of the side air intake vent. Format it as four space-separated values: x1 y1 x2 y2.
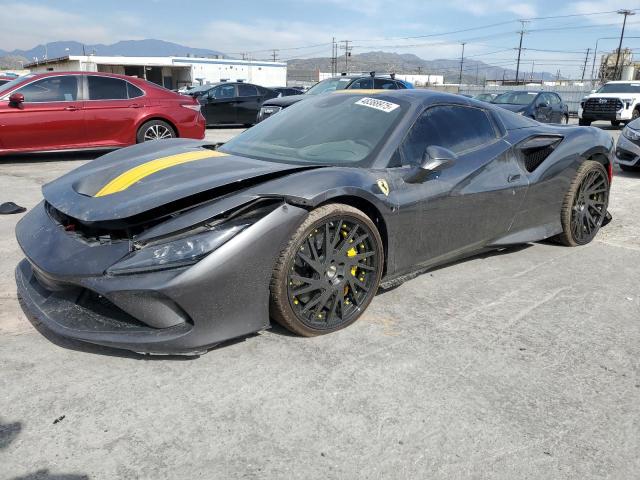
517 136 563 173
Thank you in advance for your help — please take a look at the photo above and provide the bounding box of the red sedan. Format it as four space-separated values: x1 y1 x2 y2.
0 72 205 155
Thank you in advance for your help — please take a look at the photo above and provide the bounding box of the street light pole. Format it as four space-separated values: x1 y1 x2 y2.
613 9 635 81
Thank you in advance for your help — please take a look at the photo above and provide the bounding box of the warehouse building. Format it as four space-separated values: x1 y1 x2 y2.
24 55 287 89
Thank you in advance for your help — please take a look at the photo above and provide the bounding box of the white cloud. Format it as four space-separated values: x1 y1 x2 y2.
460 1 537 18
0 3 117 50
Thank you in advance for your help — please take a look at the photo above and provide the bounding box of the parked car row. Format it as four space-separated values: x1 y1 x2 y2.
257 73 411 122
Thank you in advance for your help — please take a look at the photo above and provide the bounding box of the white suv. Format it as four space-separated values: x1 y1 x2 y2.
578 81 640 127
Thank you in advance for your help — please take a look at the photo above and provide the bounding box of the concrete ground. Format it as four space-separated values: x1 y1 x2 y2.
0 123 638 480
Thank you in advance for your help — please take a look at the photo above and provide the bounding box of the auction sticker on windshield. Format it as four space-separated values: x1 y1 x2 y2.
355 97 400 113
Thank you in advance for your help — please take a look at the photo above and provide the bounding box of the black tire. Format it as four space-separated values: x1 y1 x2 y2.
555 160 609 247
632 109 640 122
136 120 176 143
619 164 640 172
578 119 591 126
611 120 621 127
270 203 384 336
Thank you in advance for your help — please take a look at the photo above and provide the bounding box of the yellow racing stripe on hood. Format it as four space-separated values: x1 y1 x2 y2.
94 150 228 197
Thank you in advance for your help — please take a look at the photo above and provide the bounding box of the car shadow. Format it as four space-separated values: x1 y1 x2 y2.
0 419 22 450
0 151 106 165
17 296 247 361
14 243 549 354
377 243 533 294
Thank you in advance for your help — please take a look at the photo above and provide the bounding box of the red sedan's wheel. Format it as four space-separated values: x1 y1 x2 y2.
137 120 176 143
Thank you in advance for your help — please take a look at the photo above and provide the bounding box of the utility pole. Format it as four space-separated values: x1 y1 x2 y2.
271 50 279 62
458 42 466 90
417 66 422 75
613 9 635 80
330 37 337 76
340 40 352 73
475 63 479 85
515 20 529 85
581 48 590 82
530 61 535 81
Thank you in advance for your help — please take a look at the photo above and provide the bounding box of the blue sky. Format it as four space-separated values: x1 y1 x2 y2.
0 0 638 77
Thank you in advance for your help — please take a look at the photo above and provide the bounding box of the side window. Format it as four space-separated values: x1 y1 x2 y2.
551 93 561 105
238 84 258 97
395 81 407 89
374 78 397 89
127 82 144 99
218 84 236 98
400 105 497 165
16 76 78 102
349 78 373 89
536 93 550 105
88 76 128 100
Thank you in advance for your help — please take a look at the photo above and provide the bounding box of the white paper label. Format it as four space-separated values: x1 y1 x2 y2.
355 97 400 113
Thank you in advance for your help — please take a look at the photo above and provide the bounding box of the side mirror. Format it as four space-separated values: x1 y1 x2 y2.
537 101 549 108
404 145 457 184
9 92 24 107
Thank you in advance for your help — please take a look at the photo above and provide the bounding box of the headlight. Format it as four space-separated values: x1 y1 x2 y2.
516 111 525 115
623 125 640 142
107 223 248 275
259 106 282 117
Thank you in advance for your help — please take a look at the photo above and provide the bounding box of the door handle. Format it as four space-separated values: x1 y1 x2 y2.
64 106 79 111
508 174 521 183
129 103 143 108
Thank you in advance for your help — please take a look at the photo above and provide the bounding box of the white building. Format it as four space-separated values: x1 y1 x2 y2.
24 55 287 89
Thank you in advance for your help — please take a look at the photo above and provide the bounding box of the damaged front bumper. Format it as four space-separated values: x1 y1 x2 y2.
15 200 307 354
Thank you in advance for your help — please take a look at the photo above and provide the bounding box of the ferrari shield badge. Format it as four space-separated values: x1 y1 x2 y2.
377 178 390 196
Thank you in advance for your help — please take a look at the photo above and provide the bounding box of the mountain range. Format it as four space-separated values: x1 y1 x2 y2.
287 51 559 84
0 39 223 68
1 40 558 83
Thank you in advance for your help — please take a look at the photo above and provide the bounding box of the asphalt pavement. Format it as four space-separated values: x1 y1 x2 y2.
0 123 638 480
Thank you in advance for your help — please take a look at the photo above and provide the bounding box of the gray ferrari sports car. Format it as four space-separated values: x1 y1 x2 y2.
16 90 614 355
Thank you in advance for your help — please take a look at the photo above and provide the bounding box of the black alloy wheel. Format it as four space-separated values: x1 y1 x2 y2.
270 204 383 336
556 160 609 246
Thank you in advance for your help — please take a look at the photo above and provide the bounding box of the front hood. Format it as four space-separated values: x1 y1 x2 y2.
493 103 526 112
586 93 632 99
262 94 306 108
43 139 317 223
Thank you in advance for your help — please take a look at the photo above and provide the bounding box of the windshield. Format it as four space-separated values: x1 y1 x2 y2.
219 93 406 166
0 74 34 95
492 91 537 105
305 77 353 95
597 83 640 94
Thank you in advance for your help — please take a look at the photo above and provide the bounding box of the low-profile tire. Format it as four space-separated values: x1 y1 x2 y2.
270 203 384 337
555 160 610 247
611 120 621 128
136 120 176 143
578 119 591 126
619 164 640 172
